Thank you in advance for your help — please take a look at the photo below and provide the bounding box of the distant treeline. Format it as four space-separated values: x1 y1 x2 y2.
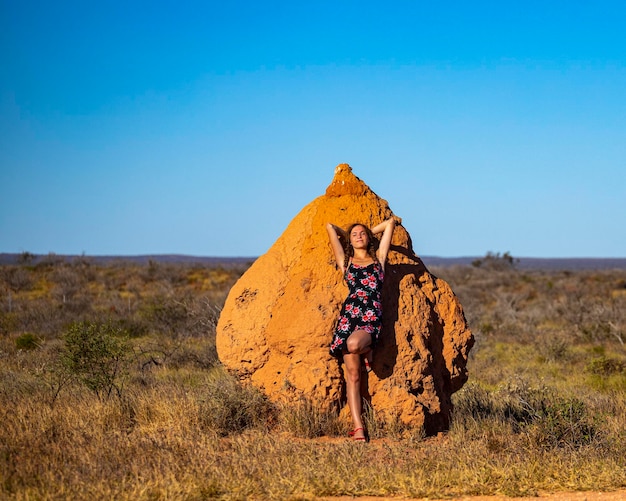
0 253 255 268
423 255 626 271
1 252 625 270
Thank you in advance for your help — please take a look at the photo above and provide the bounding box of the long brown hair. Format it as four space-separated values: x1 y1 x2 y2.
342 223 378 270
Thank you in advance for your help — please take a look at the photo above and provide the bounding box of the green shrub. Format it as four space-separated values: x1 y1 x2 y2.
529 397 600 450
59 321 131 400
586 355 625 376
15 332 40 350
453 380 601 449
139 295 188 335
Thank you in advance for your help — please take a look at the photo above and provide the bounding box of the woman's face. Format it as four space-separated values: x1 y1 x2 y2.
350 225 369 249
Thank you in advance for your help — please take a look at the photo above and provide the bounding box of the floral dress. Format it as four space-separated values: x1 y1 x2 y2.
330 260 384 357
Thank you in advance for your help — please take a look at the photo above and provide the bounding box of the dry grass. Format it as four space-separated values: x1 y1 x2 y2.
1 258 626 499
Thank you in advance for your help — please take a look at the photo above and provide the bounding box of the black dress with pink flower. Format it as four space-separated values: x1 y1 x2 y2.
330 260 384 357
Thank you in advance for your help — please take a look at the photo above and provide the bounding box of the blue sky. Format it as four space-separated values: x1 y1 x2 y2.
1 1 625 258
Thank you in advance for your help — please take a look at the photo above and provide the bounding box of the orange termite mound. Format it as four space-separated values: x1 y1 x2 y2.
216 164 474 434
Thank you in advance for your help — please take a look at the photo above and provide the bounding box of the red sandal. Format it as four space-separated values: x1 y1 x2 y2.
349 427 367 441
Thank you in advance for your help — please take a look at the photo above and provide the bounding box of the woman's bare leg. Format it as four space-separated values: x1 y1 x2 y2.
343 329 372 440
343 351 365 440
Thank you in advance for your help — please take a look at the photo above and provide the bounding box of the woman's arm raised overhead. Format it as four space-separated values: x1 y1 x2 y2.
372 218 396 267
326 223 346 273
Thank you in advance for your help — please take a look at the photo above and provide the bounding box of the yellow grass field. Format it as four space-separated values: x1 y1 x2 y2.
1 255 625 499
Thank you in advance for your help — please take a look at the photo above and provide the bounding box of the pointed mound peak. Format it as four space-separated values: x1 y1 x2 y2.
325 163 372 197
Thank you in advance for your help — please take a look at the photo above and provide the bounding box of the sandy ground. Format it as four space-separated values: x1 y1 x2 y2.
320 490 626 501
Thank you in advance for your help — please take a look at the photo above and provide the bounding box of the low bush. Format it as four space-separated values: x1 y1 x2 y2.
14 332 40 350
58 320 131 400
586 355 625 376
528 396 600 450
198 370 276 435
453 380 601 450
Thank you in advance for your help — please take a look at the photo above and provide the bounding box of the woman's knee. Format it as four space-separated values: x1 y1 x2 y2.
346 331 369 354
346 336 361 354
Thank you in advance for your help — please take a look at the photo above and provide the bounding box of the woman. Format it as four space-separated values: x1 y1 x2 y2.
326 217 396 441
